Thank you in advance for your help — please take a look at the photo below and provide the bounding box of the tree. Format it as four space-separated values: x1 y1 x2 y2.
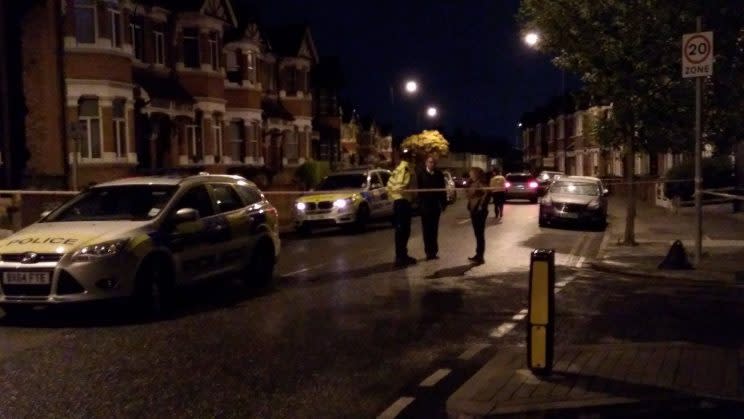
519 0 744 245
400 130 450 159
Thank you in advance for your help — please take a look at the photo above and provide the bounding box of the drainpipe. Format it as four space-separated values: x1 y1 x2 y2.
57 0 72 189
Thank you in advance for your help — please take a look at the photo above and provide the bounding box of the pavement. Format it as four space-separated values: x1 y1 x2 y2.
445 197 744 419
588 198 744 283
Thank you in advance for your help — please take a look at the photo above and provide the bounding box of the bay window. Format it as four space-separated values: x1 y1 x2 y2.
154 27 165 65
108 8 121 47
78 98 102 159
74 0 96 44
228 121 245 163
183 28 200 68
112 99 127 158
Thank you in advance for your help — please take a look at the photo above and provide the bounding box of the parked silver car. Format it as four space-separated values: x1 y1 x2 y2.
442 170 457 203
538 176 609 229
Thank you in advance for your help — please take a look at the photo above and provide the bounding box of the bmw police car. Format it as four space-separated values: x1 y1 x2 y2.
294 168 394 233
0 174 279 315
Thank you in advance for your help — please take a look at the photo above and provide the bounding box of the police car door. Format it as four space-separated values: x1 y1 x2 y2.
207 183 248 277
166 185 219 283
366 172 386 217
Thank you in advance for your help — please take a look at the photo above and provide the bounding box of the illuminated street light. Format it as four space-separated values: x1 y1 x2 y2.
426 106 438 118
404 80 419 94
518 122 523 127
524 32 539 47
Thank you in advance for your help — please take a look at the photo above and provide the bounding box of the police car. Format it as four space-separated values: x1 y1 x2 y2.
294 168 394 233
0 174 280 316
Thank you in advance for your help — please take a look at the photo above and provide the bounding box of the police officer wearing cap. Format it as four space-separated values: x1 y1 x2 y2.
388 148 417 267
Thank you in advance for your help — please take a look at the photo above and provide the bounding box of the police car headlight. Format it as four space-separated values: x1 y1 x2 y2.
333 198 350 209
295 202 307 211
72 239 129 261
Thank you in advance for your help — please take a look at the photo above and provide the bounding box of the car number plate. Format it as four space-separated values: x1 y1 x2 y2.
306 214 326 220
2 271 51 285
559 212 579 219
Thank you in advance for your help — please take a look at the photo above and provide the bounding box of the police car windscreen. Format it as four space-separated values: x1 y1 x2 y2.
317 174 367 190
45 185 178 222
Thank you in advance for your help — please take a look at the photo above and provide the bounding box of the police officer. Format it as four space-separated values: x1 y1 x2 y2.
388 148 417 267
417 155 447 260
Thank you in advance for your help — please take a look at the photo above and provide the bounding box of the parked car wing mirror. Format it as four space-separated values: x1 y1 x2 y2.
603 188 610 196
173 207 200 224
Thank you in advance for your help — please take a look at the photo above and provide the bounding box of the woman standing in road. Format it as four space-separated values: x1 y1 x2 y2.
489 168 506 220
466 167 490 265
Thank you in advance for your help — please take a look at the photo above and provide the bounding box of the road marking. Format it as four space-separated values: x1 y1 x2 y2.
377 397 415 419
518 308 528 315
555 281 568 288
512 312 527 321
419 368 452 387
457 219 470 225
280 263 327 277
458 344 490 360
490 322 517 338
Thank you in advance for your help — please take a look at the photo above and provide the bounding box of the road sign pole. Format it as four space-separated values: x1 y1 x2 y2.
694 16 703 265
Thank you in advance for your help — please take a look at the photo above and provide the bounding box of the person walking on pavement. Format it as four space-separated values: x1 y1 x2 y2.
417 155 447 260
388 148 418 267
489 168 507 220
466 167 490 265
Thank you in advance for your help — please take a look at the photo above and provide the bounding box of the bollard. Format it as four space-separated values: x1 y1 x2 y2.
527 249 555 376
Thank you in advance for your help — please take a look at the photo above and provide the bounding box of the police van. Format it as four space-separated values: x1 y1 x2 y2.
0 174 280 316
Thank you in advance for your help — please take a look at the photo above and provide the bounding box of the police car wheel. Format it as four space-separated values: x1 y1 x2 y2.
246 240 275 288
133 257 175 316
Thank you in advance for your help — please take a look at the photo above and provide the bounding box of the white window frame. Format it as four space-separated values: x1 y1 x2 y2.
182 28 200 69
74 0 97 45
130 19 144 61
186 124 200 159
213 120 224 159
154 29 165 65
246 51 256 83
112 99 127 158
249 123 259 158
228 120 244 162
284 130 299 160
108 8 121 48
78 99 103 159
209 33 219 70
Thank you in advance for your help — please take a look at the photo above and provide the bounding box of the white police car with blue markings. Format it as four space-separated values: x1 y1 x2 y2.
0 174 280 317
293 168 394 233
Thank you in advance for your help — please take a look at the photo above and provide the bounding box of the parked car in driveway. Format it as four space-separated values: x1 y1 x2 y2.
504 173 539 203
538 176 609 229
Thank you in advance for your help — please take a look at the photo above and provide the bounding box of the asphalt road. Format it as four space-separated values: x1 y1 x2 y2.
0 199 605 418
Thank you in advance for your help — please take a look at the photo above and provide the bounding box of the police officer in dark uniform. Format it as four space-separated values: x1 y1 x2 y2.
417 155 447 260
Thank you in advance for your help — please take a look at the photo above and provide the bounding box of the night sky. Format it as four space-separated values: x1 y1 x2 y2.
255 0 573 147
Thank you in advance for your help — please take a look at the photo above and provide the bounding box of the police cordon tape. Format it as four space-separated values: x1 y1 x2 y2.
0 178 699 197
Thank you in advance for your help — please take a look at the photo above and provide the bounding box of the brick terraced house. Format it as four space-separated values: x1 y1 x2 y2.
16 0 328 188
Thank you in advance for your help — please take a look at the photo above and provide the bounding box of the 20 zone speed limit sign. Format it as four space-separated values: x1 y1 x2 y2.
682 31 713 78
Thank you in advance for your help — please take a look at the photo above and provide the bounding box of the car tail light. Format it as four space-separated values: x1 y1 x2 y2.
505 182 511 188
529 181 539 189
